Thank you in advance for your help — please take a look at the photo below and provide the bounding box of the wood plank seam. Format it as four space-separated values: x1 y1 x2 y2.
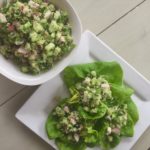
96 0 147 36
0 87 27 107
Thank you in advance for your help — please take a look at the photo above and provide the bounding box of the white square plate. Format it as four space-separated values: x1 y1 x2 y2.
16 31 150 150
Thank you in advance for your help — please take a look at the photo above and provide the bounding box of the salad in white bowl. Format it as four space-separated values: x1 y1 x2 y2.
0 0 82 85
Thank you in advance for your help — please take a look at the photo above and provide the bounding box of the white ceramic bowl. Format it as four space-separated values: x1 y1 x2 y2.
0 0 82 85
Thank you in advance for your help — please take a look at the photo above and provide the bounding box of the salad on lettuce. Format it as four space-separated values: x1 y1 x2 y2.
46 61 139 150
0 0 75 74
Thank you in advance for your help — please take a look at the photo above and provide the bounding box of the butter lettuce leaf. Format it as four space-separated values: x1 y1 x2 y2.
126 99 139 124
98 123 121 149
78 103 107 120
121 115 134 137
56 139 86 150
46 114 63 139
84 127 98 146
63 61 123 88
111 84 134 103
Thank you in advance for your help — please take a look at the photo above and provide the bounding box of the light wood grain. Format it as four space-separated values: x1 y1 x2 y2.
0 87 53 150
132 126 150 150
99 0 150 80
69 0 144 34
0 75 24 106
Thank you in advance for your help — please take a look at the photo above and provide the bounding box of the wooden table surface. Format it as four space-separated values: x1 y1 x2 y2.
0 0 150 150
